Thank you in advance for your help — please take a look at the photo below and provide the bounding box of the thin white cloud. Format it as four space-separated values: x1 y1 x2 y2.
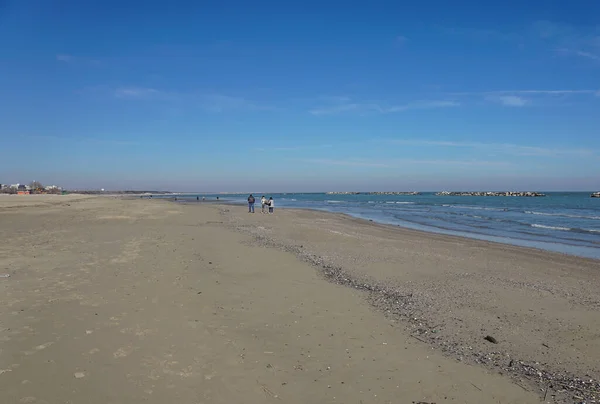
309 103 363 115
309 99 459 115
488 95 528 107
450 89 599 107
532 21 600 64
201 94 274 113
302 158 511 168
396 35 409 44
302 159 391 168
115 87 160 99
384 139 594 157
25 134 142 147
386 100 459 112
255 144 335 152
451 89 598 96
56 54 101 66
556 48 600 61
56 54 74 62
574 50 600 61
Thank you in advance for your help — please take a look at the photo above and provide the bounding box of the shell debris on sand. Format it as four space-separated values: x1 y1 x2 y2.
222 207 600 404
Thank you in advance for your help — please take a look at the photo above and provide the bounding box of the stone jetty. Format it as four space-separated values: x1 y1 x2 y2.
436 191 546 197
367 191 421 196
592 192 600 198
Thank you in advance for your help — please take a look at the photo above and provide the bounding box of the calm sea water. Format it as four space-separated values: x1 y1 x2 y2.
165 192 600 259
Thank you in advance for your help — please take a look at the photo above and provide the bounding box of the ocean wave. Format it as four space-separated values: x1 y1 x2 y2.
444 205 506 212
326 200 344 203
531 224 571 231
524 211 600 220
530 224 600 234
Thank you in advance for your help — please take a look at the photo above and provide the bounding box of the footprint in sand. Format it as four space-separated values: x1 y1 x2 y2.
113 346 135 358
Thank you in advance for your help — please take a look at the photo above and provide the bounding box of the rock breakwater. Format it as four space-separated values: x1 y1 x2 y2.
436 191 546 197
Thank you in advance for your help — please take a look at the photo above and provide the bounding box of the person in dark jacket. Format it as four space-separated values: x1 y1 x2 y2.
247 194 255 213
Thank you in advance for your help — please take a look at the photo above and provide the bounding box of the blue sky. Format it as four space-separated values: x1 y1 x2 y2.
1 0 599 191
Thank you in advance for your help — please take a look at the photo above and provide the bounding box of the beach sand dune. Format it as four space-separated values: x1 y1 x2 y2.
0 196 591 403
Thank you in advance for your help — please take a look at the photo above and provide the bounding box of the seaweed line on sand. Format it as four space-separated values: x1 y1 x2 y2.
220 208 600 404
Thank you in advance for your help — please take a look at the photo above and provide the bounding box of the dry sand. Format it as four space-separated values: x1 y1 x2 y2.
0 196 597 403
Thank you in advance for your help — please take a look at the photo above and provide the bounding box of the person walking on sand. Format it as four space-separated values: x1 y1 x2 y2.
261 195 267 213
268 196 274 214
247 194 255 213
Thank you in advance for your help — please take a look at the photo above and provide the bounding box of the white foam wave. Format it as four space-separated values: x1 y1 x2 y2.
326 200 344 203
531 224 571 231
524 211 600 220
446 205 505 211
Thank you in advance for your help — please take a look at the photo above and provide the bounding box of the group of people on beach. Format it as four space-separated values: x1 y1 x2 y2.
247 194 274 214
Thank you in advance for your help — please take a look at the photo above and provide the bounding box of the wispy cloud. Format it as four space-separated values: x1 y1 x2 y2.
56 54 74 62
309 99 459 115
115 87 161 99
442 21 600 65
531 21 600 64
25 134 142 147
200 94 274 113
56 53 101 66
396 35 409 44
309 103 365 115
449 89 599 107
384 139 595 157
556 48 600 61
487 95 529 107
451 89 598 96
302 158 511 168
387 100 459 112
255 144 334 152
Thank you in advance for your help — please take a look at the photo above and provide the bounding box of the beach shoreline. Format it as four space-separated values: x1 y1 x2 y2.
216 202 600 403
1 196 598 403
286 207 600 264
174 195 600 260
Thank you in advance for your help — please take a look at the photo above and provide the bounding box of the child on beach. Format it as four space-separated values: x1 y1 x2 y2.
268 197 274 214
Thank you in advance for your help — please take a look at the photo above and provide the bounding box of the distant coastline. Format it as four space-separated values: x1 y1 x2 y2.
69 190 173 195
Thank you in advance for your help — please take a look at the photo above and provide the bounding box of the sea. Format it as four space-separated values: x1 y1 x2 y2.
162 192 600 260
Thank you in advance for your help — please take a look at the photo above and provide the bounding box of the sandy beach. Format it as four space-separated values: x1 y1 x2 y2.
1 196 598 403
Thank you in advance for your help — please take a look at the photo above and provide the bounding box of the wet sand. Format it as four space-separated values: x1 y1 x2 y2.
0 196 597 403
